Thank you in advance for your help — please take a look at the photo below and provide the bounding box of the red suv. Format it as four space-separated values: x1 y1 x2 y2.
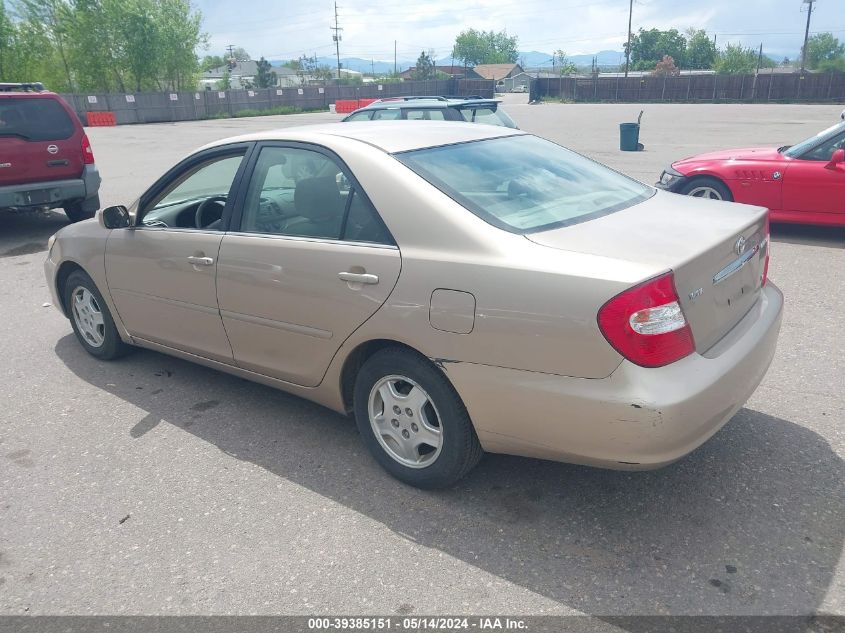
0 82 100 222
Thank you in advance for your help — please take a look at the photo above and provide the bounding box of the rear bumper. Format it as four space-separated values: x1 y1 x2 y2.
444 283 783 469
0 165 100 210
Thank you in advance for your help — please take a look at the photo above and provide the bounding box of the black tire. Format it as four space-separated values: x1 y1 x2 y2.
63 270 130 360
353 347 483 489
677 176 733 202
64 202 95 223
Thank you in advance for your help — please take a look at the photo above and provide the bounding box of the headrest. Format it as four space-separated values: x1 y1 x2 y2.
294 177 341 220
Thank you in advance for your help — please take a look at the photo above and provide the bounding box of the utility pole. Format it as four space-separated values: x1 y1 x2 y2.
800 0 815 74
226 44 235 65
756 42 763 74
331 2 343 81
394 40 397 75
624 0 633 77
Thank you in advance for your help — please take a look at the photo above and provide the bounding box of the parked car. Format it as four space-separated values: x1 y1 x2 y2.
656 121 845 226
342 96 518 128
512 84 528 93
46 122 782 488
0 82 100 222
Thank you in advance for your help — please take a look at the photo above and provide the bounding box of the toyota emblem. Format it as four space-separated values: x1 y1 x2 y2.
734 236 747 256
47 144 59 154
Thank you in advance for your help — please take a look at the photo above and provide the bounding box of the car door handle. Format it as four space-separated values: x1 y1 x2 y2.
187 256 214 266
338 272 379 284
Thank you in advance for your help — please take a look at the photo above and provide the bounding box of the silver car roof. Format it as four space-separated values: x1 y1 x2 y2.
200 121 525 154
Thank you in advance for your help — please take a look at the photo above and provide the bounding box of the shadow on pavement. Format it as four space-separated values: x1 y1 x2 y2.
771 223 845 249
55 335 844 618
0 210 69 258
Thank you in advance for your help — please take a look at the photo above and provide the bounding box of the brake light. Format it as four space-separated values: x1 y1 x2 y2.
761 215 770 286
81 133 95 164
597 272 695 368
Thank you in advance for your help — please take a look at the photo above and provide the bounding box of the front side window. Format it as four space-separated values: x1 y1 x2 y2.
142 153 244 229
345 111 373 121
397 135 652 233
371 109 402 120
239 146 392 244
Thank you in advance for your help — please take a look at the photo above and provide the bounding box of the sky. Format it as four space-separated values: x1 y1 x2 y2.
196 0 845 63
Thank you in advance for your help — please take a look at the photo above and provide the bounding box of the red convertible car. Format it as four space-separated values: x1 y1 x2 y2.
656 121 845 226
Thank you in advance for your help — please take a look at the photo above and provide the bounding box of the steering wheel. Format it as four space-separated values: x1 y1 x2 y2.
195 195 227 229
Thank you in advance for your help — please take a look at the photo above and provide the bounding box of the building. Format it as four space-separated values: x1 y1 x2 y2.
471 63 524 81
399 65 474 80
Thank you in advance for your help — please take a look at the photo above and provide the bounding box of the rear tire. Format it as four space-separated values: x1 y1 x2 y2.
678 176 733 202
64 202 95 223
63 270 130 360
353 347 483 489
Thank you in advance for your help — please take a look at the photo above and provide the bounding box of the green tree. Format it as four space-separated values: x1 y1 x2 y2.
452 28 518 66
627 28 687 70
715 43 758 74
685 29 717 69
13 0 75 90
254 56 277 88
803 33 845 71
553 49 577 75
201 54 225 71
412 50 435 80
217 68 230 90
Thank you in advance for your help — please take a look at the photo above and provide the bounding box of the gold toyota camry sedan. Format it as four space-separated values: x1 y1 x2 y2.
45 122 783 488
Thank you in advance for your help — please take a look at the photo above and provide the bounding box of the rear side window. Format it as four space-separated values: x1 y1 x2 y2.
406 109 446 120
0 98 75 141
397 135 652 233
457 106 516 128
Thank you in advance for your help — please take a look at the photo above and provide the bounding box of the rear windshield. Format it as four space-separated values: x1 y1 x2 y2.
456 106 516 128
396 135 652 233
0 97 75 141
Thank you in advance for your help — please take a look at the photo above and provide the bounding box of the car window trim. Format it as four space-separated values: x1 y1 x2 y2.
229 140 396 246
136 141 256 230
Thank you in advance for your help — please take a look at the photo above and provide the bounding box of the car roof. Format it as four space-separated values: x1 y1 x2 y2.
200 121 525 154
358 96 500 110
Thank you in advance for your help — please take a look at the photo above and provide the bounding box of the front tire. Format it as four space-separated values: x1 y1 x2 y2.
353 347 483 488
63 270 130 360
64 202 95 223
678 176 733 202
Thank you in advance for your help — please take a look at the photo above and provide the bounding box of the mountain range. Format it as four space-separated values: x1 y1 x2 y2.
270 50 625 74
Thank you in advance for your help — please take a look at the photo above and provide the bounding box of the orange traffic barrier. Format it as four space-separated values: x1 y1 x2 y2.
333 98 378 114
86 111 117 126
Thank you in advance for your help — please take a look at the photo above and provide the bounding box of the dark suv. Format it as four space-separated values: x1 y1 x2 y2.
0 83 101 222
342 96 518 128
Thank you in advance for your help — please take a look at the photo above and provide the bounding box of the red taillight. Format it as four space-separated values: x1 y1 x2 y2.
81 133 95 165
761 215 770 286
597 272 695 368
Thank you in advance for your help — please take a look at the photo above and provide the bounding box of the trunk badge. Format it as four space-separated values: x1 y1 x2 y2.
0 162 10 169
47 145 59 154
734 236 747 256
688 287 704 302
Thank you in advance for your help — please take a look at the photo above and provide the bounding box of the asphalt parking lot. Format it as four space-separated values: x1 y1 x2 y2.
1 101 843 618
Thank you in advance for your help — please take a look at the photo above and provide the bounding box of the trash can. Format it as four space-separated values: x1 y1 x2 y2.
619 122 640 151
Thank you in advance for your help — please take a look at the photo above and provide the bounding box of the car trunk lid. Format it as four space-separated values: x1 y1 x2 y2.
0 96 83 185
526 190 769 354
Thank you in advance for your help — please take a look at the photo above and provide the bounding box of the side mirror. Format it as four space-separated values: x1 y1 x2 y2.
825 148 845 170
99 205 131 229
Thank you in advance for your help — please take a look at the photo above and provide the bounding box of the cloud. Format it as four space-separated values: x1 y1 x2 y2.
196 0 845 62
